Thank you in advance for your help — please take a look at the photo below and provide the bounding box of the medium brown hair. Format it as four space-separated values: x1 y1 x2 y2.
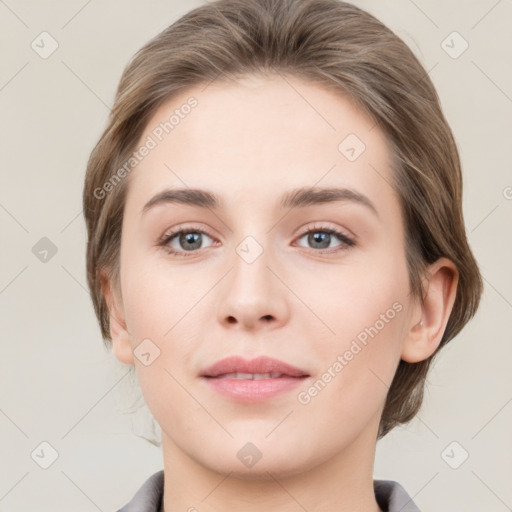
83 0 483 438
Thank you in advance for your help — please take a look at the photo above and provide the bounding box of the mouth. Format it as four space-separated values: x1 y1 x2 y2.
200 355 310 379
209 372 302 380
200 356 310 402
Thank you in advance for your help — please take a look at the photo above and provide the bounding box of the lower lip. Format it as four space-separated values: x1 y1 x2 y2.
202 376 308 402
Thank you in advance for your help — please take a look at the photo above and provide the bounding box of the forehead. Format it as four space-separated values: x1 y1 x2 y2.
124 73 398 218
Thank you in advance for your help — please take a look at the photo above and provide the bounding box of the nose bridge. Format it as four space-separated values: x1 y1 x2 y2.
230 231 274 300
229 205 274 281
216 225 288 329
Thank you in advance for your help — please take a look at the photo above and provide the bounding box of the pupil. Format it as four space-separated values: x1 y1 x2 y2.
181 232 201 250
309 232 330 249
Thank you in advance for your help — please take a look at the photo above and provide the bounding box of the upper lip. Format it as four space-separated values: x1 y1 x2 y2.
200 356 309 378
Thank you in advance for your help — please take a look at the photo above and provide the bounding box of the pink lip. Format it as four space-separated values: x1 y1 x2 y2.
200 356 310 403
200 356 309 378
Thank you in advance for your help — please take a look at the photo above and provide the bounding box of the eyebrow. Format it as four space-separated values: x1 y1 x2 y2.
141 186 378 217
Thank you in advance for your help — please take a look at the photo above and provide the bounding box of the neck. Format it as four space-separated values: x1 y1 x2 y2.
160 423 383 512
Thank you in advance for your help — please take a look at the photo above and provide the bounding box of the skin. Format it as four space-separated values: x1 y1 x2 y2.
101 73 458 512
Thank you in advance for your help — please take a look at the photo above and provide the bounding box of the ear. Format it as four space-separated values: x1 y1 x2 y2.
99 270 134 365
401 257 459 363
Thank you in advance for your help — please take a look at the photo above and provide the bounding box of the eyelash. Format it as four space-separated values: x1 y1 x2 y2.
157 223 356 258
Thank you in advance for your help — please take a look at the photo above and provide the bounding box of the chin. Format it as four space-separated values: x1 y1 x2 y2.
194 442 321 481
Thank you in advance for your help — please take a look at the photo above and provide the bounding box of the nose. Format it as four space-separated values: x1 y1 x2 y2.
216 240 290 331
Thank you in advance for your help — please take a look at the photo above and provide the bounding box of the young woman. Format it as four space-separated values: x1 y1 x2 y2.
82 0 483 510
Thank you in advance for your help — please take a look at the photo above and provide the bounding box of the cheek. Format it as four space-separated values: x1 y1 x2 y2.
305 253 409 404
297 298 406 441
309 251 409 346
119 261 206 426
119 253 210 375
120 248 194 337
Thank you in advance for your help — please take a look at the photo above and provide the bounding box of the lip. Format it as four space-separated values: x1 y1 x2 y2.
200 356 310 402
200 356 309 378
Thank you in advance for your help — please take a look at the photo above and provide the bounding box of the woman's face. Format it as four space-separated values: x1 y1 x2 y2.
110 73 419 477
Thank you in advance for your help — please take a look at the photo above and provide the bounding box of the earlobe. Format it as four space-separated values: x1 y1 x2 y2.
401 258 459 363
110 317 135 365
99 270 134 365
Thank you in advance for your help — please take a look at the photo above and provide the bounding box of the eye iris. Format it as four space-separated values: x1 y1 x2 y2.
309 232 330 249
180 232 202 250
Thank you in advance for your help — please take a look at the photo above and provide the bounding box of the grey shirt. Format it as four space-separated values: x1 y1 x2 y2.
116 470 421 512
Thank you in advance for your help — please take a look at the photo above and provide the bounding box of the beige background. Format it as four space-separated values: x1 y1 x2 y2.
1 0 511 511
